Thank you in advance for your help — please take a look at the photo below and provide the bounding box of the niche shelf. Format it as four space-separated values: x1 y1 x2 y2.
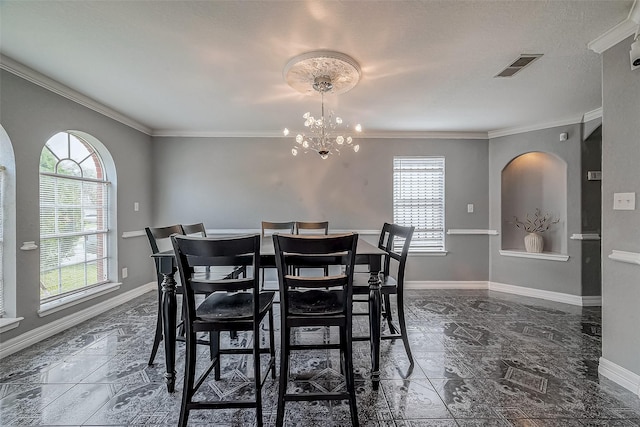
499 249 569 262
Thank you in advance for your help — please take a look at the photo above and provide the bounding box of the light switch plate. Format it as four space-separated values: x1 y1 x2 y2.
467 204 474 213
613 192 635 210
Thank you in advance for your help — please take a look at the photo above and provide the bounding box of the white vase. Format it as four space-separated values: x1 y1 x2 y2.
524 232 544 253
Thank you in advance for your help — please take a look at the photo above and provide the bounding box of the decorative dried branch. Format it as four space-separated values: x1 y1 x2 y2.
513 208 560 233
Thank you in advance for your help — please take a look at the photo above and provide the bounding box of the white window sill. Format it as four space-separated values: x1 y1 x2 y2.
0 317 24 334
499 250 569 262
38 282 121 317
409 251 448 257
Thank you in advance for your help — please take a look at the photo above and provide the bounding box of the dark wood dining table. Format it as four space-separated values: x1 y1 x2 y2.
151 234 386 392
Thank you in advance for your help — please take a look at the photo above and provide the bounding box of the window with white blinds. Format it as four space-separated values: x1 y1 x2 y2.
393 156 445 252
39 132 110 303
0 165 5 316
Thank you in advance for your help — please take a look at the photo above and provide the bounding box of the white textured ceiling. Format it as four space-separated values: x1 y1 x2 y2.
0 1 634 137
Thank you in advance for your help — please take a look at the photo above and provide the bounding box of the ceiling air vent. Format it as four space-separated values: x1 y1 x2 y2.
495 54 543 78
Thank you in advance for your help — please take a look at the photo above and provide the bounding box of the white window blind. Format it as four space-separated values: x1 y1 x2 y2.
393 156 445 252
0 165 5 316
39 133 110 303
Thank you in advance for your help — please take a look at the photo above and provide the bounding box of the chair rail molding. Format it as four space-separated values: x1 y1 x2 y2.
122 230 146 239
570 233 601 240
608 250 640 266
447 229 499 235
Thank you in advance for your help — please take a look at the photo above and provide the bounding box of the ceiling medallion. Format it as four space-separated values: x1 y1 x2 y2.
282 51 362 159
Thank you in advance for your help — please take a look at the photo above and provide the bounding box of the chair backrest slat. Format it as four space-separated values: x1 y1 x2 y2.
295 221 329 235
261 221 295 237
286 274 348 289
146 224 185 254
182 222 207 237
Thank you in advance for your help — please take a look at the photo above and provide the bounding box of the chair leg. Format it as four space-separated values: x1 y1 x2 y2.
148 287 163 366
276 326 290 427
268 308 276 379
253 323 263 427
178 331 197 427
212 331 221 380
177 301 187 337
341 325 359 427
396 291 414 365
384 294 397 334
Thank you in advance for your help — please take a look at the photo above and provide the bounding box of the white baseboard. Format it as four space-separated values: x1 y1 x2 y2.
406 281 489 290
581 295 603 307
599 357 640 397
406 281 601 306
488 281 601 306
0 282 155 359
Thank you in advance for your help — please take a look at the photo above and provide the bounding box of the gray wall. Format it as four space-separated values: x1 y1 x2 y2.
580 123 602 296
151 136 490 282
601 36 640 376
488 124 584 295
0 71 155 341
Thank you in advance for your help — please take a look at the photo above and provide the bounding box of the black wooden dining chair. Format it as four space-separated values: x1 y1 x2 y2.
294 221 330 276
273 233 359 427
181 223 246 279
182 222 207 236
145 224 185 366
295 220 329 235
260 221 295 289
353 223 415 365
172 234 276 427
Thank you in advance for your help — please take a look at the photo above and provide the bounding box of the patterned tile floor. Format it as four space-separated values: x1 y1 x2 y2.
1 289 639 426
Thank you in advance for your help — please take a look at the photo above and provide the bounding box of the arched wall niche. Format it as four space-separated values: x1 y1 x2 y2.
501 151 567 254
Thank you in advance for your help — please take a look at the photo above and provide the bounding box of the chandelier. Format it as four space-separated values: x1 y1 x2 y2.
283 51 363 159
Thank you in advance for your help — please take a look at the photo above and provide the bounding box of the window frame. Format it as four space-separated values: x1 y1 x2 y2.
39 132 112 305
393 156 446 253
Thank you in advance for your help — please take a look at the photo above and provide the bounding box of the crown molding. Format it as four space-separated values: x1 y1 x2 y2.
152 129 489 140
361 131 488 140
583 107 603 123
488 116 583 139
588 1 639 54
151 130 287 138
0 54 152 135
0 54 609 143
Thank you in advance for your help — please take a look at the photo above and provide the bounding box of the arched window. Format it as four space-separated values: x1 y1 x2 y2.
39 132 111 303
